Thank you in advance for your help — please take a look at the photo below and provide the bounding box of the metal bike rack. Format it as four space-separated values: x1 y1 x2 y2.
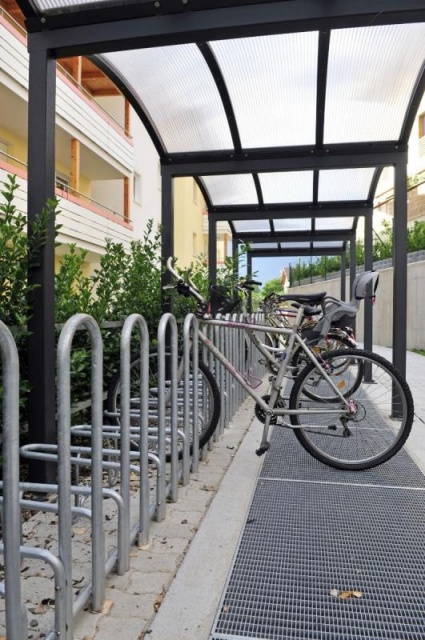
0 320 27 640
119 314 151 552
1 310 260 637
183 313 199 476
156 313 179 520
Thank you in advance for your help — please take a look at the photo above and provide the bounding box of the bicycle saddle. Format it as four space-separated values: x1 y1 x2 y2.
278 292 326 305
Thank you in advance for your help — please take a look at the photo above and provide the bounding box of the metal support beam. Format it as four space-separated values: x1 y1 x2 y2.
209 204 366 221
208 216 217 287
248 248 345 258
349 233 357 332
340 250 346 301
235 231 353 243
162 148 404 177
232 236 239 281
27 1 425 58
161 168 174 312
363 208 374 352
247 253 253 312
27 48 57 483
393 154 408 377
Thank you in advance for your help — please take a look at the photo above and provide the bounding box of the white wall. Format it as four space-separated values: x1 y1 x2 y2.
289 261 425 351
130 112 162 238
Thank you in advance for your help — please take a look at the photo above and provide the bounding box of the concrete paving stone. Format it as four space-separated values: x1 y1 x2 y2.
104 571 132 591
159 508 205 526
129 550 183 574
97 588 154 621
128 571 172 595
148 535 189 555
73 609 99 639
90 613 150 640
146 520 198 539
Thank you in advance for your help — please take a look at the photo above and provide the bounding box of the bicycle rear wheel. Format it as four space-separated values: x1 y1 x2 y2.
290 332 360 390
289 349 414 470
107 349 221 460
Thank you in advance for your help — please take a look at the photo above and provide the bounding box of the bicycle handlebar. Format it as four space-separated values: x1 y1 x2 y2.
166 257 205 304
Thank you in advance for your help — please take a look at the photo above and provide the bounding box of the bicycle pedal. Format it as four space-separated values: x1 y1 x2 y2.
255 442 270 456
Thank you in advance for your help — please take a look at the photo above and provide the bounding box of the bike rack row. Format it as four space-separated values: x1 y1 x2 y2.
0 311 265 639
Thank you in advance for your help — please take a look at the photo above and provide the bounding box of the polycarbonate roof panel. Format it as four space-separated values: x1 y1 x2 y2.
210 32 318 148
259 171 314 203
318 168 375 201
233 220 271 233
281 242 311 249
250 243 279 249
99 45 233 153
315 217 355 230
325 24 425 143
313 241 344 249
274 219 312 232
201 174 258 205
35 0 108 9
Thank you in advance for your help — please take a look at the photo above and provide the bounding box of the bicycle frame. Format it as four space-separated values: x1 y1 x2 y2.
196 310 354 453
165 256 354 453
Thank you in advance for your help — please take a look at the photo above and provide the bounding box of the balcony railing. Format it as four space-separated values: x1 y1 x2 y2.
0 6 131 140
0 151 128 223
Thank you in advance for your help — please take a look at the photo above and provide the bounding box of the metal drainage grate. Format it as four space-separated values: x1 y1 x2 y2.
260 426 425 488
210 481 425 640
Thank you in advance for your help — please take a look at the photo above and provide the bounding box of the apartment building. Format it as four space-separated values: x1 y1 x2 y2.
0 0 222 276
374 92 425 225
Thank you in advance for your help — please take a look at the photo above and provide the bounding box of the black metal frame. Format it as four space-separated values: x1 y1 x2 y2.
14 0 423 478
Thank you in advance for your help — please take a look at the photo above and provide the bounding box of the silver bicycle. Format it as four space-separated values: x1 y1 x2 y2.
165 258 414 471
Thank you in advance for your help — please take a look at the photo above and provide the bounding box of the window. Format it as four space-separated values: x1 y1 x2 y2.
133 172 142 204
55 174 69 193
419 113 425 139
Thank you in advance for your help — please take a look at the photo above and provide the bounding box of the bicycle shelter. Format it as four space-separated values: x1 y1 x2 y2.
15 0 425 459
4 2 425 637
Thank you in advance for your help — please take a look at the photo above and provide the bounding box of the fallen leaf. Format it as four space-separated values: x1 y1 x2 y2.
153 594 164 612
32 603 50 615
100 599 114 615
338 590 362 600
201 484 216 492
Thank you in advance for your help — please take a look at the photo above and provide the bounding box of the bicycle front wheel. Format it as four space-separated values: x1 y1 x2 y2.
107 349 221 459
289 349 414 470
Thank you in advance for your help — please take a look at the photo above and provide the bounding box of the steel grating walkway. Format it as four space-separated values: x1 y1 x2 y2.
209 426 425 640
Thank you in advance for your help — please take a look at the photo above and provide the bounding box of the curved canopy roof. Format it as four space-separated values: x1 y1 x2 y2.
16 0 425 255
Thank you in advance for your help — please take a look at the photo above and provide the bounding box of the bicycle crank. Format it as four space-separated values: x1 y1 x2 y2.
254 394 285 424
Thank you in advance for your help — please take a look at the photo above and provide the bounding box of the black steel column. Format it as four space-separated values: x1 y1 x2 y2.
348 235 357 331
232 237 239 283
208 215 217 287
350 233 357 297
393 154 408 377
363 208 373 352
247 253 253 313
161 167 174 311
27 46 57 482
340 250 346 301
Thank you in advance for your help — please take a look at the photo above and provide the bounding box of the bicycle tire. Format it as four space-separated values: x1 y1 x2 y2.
288 349 414 470
107 349 221 460
290 333 363 399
